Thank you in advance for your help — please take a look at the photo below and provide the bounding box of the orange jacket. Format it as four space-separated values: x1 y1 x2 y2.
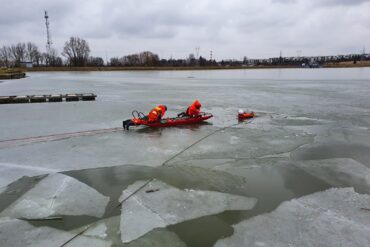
148 105 167 122
186 100 201 116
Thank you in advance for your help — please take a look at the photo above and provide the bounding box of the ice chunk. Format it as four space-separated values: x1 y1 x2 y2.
214 188 370 247
67 216 119 246
65 236 111 247
0 217 111 247
296 158 370 194
0 217 72 247
119 179 257 243
0 162 57 189
69 216 186 247
1 173 109 219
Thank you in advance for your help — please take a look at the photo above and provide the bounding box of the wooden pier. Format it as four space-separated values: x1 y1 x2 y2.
0 93 97 104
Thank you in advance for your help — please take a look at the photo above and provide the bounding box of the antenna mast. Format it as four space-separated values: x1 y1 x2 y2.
44 11 53 54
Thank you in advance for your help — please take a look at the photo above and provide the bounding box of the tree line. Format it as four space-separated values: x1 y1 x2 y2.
0 37 220 68
0 42 62 67
2 37 368 68
0 37 96 67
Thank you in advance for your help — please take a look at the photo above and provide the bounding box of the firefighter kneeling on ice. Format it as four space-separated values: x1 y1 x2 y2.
123 104 167 130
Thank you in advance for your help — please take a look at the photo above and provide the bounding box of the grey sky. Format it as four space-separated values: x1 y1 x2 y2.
0 0 369 60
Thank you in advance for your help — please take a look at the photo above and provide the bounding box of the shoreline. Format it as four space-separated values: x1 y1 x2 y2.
25 63 370 72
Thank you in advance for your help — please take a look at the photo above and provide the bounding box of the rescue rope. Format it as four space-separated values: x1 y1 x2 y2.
0 127 122 148
60 118 254 246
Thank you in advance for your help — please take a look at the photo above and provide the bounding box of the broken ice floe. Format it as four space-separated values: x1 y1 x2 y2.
214 187 370 247
124 228 187 247
119 179 257 243
1 173 109 219
68 215 187 247
296 158 370 194
0 217 111 247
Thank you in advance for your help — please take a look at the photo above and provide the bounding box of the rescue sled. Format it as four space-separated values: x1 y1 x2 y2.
131 112 213 128
238 112 255 120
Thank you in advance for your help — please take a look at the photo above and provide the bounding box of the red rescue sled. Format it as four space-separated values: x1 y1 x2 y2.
134 112 213 128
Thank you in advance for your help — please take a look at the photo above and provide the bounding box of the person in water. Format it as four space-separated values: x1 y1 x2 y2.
178 100 202 117
123 105 167 130
238 109 255 120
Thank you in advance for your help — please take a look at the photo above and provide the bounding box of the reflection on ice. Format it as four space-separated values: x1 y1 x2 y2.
119 179 257 243
1 173 109 219
215 188 370 247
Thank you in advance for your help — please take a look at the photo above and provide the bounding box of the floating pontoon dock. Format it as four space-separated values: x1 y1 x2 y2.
0 93 97 104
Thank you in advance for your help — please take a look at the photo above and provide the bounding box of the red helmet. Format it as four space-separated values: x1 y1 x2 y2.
194 100 201 109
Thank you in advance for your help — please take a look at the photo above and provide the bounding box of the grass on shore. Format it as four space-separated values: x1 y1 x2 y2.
2 61 369 73
323 60 370 68
0 68 26 79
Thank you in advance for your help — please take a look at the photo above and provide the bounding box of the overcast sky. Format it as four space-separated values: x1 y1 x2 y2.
1 0 369 60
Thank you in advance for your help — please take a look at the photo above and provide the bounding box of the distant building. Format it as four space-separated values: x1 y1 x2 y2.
20 62 33 68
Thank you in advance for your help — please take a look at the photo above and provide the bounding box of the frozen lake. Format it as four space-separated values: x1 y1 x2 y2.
1 68 370 246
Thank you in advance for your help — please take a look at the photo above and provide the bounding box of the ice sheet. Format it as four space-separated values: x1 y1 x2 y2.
168 126 314 165
214 188 370 247
0 162 57 189
119 179 257 243
1 173 109 219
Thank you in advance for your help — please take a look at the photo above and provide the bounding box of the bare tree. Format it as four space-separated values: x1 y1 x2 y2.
62 37 90 66
109 57 122 66
139 51 159 66
10 43 26 66
87 56 104 67
46 48 63 66
26 42 38 61
124 54 140 66
0 45 12 67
